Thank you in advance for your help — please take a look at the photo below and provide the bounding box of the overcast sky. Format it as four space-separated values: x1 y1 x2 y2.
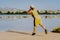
0 0 60 10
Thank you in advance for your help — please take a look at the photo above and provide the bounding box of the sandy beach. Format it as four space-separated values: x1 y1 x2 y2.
0 31 60 40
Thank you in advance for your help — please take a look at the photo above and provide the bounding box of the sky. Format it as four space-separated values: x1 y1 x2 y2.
0 0 60 10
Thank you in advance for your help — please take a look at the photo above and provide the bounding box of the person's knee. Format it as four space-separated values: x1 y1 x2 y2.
34 26 36 28
39 24 43 26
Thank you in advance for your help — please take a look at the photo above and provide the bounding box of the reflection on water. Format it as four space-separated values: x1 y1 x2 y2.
0 15 60 32
0 15 60 20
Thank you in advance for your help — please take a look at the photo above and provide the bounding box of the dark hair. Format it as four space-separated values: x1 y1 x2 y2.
31 8 34 10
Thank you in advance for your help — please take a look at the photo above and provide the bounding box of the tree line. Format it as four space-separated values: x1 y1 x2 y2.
0 10 60 15
0 11 27 15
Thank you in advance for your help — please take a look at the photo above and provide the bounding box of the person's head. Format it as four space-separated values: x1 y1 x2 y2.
30 5 35 9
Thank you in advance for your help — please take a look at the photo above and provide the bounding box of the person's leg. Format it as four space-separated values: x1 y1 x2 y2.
39 24 47 34
32 26 36 35
32 18 37 35
39 24 45 30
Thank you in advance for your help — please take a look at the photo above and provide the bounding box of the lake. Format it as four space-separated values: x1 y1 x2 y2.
0 15 60 32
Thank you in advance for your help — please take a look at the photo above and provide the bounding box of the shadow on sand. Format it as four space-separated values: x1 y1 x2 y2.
6 30 32 36
6 30 44 36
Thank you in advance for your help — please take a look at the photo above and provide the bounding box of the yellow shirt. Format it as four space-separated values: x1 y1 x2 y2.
32 8 41 19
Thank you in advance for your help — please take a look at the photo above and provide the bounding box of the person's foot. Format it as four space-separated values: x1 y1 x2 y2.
32 33 36 36
45 29 47 34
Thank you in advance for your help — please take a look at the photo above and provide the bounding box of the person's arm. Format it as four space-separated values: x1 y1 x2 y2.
27 9 32 14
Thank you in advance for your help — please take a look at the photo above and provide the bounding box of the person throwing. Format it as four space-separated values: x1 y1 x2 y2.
27 5 47 35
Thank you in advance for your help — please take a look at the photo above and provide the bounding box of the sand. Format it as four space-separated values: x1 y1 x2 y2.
0 31 60 40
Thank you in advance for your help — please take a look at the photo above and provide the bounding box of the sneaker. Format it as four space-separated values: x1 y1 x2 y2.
32 33 36 36
45 29 47 34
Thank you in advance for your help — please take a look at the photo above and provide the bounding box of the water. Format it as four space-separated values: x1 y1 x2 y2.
0 15 60 32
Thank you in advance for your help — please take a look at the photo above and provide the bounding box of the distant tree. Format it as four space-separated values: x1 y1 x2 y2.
11 12 14 14
45 10 47 14
0 11 2 14
7 11 10 14
15 11 19 14
22 11 27 14
18 12 22 14
0 11 2 13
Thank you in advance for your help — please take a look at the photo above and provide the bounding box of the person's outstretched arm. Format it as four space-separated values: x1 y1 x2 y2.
27 9 32 14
